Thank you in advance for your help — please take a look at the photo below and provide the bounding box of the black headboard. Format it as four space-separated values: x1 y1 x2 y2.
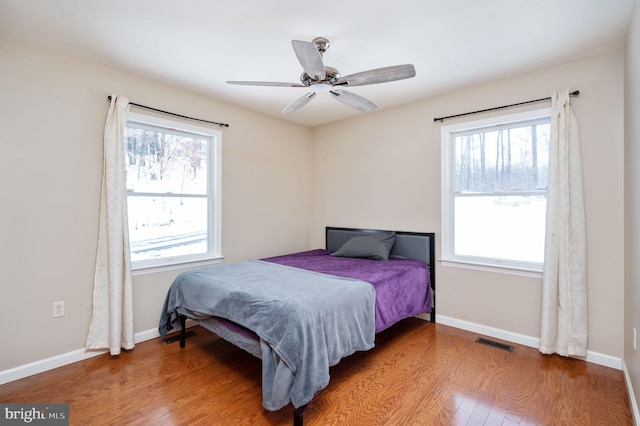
325 226 436 322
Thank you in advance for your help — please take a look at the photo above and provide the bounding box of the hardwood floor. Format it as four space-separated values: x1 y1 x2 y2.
0 318 633 425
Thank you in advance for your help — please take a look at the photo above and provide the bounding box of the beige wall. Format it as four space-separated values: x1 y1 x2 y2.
625 0 640 414
0 39 313 372
311 52 625 358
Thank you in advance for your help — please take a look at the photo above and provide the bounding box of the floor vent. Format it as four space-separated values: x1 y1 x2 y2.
475 337 514 352
165 330 197 344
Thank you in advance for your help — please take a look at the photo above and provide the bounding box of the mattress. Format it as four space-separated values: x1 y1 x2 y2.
263 249 432 333
196 248 432 359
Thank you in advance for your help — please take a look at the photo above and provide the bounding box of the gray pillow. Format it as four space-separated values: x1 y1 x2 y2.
331 232 396 261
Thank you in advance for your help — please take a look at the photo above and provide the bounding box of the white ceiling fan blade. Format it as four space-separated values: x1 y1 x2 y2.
291 40 326 81
329 89 377 112
227 81 306 87
282 92 316 113
335 64 416 87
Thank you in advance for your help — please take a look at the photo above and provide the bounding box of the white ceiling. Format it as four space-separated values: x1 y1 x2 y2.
0 0 633 127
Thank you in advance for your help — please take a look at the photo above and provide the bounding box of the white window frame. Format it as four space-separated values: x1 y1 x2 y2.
440 108 550 276
126 112 222 273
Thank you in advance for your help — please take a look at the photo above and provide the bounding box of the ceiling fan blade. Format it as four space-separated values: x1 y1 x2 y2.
227 80 306 87
282 92 316 113
291 40 326 81
329 89 377 112
335 64 416 87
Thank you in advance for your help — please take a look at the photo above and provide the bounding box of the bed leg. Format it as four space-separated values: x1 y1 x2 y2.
179 315 186 348
293 410 303 426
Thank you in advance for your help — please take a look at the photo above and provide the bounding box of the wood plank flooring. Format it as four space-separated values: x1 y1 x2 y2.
0 318 633 425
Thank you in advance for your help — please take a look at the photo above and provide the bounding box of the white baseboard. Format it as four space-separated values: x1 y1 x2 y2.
435 314 623 370
0 347 108 386
1 316 624 386
0 320 197 386
622 360 640 425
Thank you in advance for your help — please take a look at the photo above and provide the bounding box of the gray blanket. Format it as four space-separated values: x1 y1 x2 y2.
158 259 375 410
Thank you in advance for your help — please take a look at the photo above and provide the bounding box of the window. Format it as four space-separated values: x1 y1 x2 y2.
441 109 550 273
125 112 222 270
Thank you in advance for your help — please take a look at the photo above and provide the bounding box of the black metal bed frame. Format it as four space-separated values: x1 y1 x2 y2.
177 227 436 425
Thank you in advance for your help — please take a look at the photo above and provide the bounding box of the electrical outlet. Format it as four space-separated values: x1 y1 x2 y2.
53 301 64 318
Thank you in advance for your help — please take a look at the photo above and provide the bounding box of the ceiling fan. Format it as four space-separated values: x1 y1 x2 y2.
227 37 416 114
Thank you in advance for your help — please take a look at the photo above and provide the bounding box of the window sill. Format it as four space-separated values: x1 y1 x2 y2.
132 256 224 276
439 258 543 278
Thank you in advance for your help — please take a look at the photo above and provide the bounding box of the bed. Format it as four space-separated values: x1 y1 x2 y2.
159 227 435 425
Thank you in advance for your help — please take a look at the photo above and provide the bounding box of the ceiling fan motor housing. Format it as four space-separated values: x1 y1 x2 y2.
300 66 341 86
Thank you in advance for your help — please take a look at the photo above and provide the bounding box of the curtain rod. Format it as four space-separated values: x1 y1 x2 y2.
106 96 229 128
433 90 580 123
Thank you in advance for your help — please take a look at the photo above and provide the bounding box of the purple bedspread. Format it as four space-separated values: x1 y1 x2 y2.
262 249 431 333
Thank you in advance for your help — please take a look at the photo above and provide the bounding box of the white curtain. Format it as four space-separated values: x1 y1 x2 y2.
86 95 135 355
539 89 588 357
